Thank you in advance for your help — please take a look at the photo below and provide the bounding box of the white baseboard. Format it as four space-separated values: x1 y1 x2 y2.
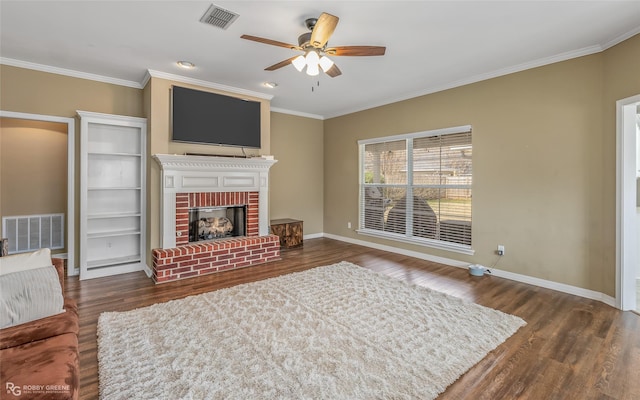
321 233 617 308
303 233 324 240
323 233 468 268
143 264 153 278
488 268 616 307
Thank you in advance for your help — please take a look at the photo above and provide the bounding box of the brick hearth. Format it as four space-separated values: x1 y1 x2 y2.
152 235 280 283
152 190 280 283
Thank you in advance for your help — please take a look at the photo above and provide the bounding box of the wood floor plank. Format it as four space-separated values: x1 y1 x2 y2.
65 238 640 400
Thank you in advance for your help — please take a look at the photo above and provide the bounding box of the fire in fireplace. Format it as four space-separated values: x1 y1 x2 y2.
189 205 246 242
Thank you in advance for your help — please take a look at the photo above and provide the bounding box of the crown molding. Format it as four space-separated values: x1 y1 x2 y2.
602 25 640 51
76 110 147 125
3 25 637 120
323 27 640 119
270 107 324 120
146 70 273 101
0 57 143 89
323 44 604 119
0 58 273 101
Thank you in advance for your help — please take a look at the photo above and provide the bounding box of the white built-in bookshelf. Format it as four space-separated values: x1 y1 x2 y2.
78 111 146 280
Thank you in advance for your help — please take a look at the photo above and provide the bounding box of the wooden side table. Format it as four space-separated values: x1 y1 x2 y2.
270 219 303 248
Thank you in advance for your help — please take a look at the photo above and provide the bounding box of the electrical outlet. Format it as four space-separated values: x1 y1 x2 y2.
497 245 505 256
347 222 352 229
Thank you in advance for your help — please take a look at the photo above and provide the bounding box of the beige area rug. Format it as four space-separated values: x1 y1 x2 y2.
97 261 525 399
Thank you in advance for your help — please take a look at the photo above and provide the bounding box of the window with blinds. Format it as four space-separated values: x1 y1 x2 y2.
358 125 473 253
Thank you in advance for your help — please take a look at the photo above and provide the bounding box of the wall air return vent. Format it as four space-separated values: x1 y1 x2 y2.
200 4 239 30
2 213 64 254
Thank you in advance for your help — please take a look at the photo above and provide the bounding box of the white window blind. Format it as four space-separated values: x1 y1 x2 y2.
359 126 472 253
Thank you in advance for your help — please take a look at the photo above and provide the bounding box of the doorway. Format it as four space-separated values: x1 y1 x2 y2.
616 94 640 311
0 111 76 275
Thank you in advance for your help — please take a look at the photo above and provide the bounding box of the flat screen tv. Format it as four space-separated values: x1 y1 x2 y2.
171 86 261 148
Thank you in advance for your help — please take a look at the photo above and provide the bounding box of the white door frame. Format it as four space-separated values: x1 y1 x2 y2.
616 94 640 310
0 110 77 276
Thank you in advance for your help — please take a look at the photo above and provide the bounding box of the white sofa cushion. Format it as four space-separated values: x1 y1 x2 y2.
0 265 65 329
0 248 52 275
0 249 65 329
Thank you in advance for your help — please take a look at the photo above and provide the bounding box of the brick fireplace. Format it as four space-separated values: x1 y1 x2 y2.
151 154 280 283
177 192 257 245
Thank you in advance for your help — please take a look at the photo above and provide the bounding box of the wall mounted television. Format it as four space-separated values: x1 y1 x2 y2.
171 86 261 149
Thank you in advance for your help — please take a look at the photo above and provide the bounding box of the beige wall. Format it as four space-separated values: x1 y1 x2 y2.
0 65 144 118
0 118 68 251
0 67 278 268
270 112 324 234
145 77 270 158
0 65 144 265
144 77 272 259
2 33 638 296
323 34 640 297
601 35 640 290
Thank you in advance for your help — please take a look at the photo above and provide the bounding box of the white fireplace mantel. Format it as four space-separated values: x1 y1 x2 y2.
153 154 278 249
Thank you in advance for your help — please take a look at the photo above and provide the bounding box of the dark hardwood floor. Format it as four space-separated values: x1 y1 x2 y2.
66 238 640 399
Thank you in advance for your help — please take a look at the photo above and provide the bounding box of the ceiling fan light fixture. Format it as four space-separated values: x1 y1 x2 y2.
305 50 319 67
240 11 386 79
304 50 320 75
319 55 334 72
306 62 320 76
292 55 306 72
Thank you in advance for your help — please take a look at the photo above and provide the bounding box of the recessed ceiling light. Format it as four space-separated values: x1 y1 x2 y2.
177 61 195 69
263 82 278 89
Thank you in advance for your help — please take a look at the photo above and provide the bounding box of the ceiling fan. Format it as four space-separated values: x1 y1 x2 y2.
241 12 386 78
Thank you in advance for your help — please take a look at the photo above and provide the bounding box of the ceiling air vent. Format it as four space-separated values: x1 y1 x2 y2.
200 4 239 30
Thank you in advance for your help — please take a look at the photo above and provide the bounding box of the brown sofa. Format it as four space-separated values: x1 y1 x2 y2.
0 257 79 400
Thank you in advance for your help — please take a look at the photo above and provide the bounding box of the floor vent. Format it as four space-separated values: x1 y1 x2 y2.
2 213 64 254
200 4 239 30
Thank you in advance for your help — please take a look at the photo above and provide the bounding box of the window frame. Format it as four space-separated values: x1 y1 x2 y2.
357 125 474 255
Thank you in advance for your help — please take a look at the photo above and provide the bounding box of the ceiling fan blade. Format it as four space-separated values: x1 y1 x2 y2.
325 64 342 78
325 46 386 56
265 56 300 71
310 12 339 48
241 34 300 50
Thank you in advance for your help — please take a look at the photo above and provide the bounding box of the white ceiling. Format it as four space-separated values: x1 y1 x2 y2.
1 1 639 119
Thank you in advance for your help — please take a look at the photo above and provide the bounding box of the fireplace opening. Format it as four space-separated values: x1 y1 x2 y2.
189 205 247 242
